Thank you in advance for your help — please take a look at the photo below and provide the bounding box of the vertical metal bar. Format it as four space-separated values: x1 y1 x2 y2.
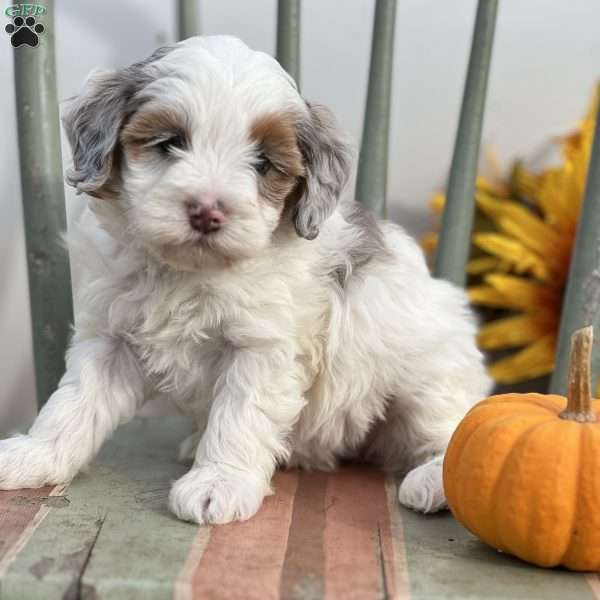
177 0 200 41
13 0 73 408
434 0 498 286
355 0 397 218
276 0 301 86
550 92 600 395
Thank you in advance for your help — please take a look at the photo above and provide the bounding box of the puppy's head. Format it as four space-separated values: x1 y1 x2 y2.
63 36 351 271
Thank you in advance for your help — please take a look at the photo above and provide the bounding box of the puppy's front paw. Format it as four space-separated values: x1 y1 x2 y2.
169 464 268 525
398 455 447 514
0 435 63 489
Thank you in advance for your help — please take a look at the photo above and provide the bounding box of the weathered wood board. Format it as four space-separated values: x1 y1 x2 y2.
0 417 598 599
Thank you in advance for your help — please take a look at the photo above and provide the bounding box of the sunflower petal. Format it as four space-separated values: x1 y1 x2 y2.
477 311 557 350
476 192 569 264
510 161 540 201
472 233 551 281
484 274 560 312
535 168 578 232
495 216 570 274
476 173 509 198
468 285 509 307
466 256 501 275
488 334 556 384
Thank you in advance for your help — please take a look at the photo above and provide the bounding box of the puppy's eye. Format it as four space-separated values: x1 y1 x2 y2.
155 135 185 154
254 152 272 176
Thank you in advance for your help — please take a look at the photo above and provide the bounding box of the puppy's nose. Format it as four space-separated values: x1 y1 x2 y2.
187 202 225 234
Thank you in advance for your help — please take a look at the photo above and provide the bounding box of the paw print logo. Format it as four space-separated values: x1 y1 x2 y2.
5 16 45 48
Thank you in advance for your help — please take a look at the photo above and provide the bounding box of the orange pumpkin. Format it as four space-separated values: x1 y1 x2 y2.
444 326 600 571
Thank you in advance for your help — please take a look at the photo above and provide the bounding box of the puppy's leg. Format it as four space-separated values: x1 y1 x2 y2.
169 347 304 524
361 402 445 513
395 377 490 513
401 363 491 513
0 337 145 489
365 403 450 514
365 371 490 514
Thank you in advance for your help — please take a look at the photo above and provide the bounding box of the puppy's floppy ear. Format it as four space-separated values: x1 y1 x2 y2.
62 45 173 198
294 103 352 240
62 69 135 198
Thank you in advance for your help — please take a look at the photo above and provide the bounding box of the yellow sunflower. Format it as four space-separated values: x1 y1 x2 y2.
425 89 597 385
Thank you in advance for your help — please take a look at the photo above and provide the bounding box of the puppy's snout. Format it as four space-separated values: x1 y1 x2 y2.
186 200 225 234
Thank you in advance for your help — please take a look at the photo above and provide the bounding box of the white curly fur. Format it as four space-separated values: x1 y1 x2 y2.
0 36 491 523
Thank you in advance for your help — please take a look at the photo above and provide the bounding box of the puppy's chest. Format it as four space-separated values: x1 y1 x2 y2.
129 290 237 393
124 272 326 396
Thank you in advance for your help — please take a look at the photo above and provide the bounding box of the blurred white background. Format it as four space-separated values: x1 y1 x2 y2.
1 0 599 430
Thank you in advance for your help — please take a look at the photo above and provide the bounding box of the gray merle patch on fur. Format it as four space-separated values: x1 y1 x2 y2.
330 203 391 288
62 44 175 197
294 102 352 240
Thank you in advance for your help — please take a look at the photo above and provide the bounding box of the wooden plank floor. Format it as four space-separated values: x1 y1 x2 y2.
0 417 598 599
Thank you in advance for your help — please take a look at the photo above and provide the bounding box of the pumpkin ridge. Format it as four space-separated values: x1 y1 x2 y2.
447 416 483 524
490 420 554 554
559 425 585 565
448 410 524 524
454 412 554 542
513 419 581 566
443 409 493 522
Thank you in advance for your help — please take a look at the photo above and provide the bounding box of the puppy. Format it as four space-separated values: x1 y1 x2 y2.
0 36 491 524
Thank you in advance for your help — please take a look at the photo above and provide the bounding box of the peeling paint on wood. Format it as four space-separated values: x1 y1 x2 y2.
0 484 66 581
29 557 55 581
10 495 70 509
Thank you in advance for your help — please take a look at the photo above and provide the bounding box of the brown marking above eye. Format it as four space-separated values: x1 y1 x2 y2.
121 105 189 157
249 112 305 178
249 112 306 207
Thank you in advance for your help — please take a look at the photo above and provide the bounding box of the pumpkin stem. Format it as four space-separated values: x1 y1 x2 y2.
560 326 596 423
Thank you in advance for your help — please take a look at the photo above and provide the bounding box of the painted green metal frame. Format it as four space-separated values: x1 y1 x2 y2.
177 0 200 41
276 0 301 86
355 0 397 218
434 0 498 286
14 0 73 409
550 92 600 394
